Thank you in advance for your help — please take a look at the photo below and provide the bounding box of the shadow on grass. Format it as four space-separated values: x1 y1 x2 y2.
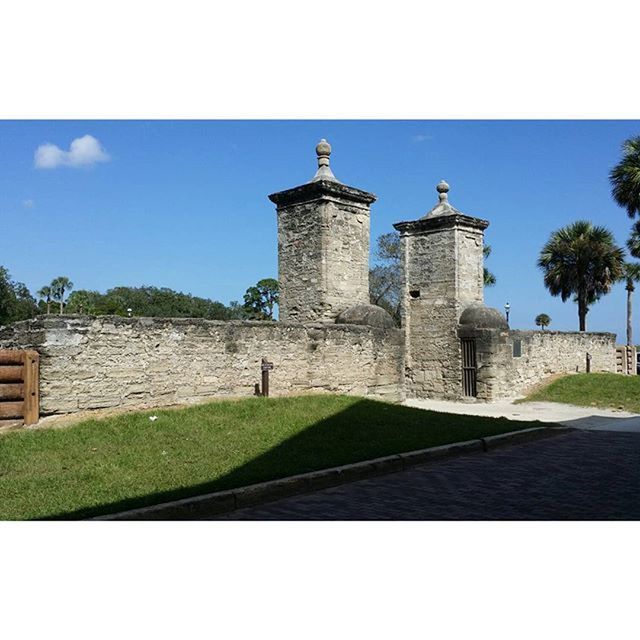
43 398 542 520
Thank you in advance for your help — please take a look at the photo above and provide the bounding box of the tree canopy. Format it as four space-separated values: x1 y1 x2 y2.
610 136 640 219
242 279 279 320
369 232 402 325
66 285 242 320
534 313 551 330
50 276 74 314
483 245 497 287
0 266 39 326
538 220 625 331
628 219 640 259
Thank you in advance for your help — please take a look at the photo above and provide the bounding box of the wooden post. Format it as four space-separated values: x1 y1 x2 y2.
586 352 592 374
261 360 270 397
22 350 39 426
260 358 274 397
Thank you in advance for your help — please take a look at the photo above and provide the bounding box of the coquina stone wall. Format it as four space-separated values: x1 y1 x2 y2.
397 218 487 401
466 328 617 401
270 181 375 324
0 316 404 416
506 330 616 395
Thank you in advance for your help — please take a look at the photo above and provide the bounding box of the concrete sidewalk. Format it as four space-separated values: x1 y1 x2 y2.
404 398 640 432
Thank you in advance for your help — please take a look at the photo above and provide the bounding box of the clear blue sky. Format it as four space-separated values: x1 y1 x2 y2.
1 120 639 339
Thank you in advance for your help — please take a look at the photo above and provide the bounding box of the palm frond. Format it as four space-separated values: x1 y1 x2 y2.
610 135 640 218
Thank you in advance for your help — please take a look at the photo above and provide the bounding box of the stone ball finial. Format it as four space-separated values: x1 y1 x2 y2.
311 138 339 182
316 139 331 166
437 179 450 202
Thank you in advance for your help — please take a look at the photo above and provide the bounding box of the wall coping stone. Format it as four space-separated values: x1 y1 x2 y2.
268 179 376 208
509 329 617 339
393 213 489 235
1 314 403 338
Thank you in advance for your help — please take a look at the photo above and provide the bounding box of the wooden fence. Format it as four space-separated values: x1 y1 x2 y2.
615 345 636 375
0 350 39 428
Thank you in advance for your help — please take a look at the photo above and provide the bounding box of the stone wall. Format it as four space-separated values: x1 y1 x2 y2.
0 316 404 416
506 330 616 395
467 328 617 400
399 219 487 401
270 181 374 323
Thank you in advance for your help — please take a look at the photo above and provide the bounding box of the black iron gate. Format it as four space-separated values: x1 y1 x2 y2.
461 338 477 397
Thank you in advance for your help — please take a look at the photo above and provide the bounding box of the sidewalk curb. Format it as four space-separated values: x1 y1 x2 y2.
92 426 572 521
480 426 570 451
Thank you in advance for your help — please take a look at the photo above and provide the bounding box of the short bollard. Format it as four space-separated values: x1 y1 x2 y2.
261 358 274 397
586 352 592 373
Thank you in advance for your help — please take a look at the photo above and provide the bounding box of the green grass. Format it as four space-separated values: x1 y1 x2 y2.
520 373 640 413
0 394 546 520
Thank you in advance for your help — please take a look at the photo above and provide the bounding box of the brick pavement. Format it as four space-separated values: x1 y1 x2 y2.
212 430 640 520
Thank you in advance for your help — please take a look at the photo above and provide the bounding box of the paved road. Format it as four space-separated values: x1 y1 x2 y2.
213 430 640 520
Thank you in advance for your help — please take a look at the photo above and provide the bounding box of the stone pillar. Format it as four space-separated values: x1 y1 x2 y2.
393 181 489 399
268 140 376 323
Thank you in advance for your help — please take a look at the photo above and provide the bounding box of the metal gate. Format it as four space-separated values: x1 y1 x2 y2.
461 338 477 397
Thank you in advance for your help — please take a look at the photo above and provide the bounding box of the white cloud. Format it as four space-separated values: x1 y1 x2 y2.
34 135 110 169
23 199 35 209
412 134 433 143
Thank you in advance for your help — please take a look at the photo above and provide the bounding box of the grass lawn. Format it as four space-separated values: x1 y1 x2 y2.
520 373 640 413
0 394 546 520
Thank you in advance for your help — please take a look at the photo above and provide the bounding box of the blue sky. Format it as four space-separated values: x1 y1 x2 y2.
1 120 639 339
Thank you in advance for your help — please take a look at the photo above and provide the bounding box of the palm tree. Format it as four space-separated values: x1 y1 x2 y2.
535 313 551 330
621 262 640 346
483 245 496 287
37 285 52 314
538 220 625 331
50 276 74 314
628 219 640 259
610 136 640 218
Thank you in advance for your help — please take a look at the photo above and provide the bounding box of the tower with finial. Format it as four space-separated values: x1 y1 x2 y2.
394 181 489 399
268 139 376 323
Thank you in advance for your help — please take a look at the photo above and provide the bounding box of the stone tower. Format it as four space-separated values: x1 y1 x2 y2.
393 181 489 399
268 140 377 323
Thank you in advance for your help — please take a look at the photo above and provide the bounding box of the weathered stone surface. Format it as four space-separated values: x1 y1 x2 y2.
395 186 487 400
459 304 508 329
458 324 617 401
0 316 404 415
269 143 376 324
335 304 396 329
499 329 616 398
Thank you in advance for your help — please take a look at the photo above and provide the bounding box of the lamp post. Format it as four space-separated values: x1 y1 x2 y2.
504 302 510 325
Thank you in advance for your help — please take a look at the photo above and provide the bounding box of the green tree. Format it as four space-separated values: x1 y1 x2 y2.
0 266 39 326
369 231 401 324
227 300 248 320
50 276 74 314
243 278 279 320
621 262 640 346
538 220 625 331
628 219 640 259
610 136 640 218
534 313 551 330
65 285 236 319
483 245 497 286
66 290 101 315
37 285 53 315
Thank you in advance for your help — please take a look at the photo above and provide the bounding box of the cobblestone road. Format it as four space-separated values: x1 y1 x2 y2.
213 431 640 520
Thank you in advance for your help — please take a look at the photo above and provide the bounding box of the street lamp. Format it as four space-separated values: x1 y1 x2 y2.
504 302 510 324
